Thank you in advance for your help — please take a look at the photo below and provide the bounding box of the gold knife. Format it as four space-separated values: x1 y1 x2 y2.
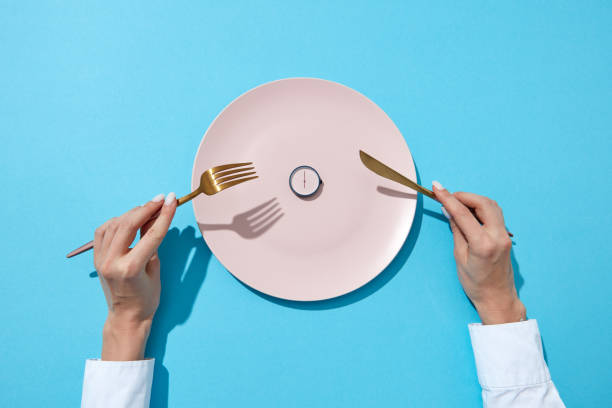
359 149 514 237
359 150 437 201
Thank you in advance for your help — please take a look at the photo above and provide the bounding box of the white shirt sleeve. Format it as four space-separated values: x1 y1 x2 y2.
469 319 565 407
81 358 154 408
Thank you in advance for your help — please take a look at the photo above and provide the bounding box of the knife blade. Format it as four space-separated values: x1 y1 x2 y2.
360 150 514 237
359 150 437 201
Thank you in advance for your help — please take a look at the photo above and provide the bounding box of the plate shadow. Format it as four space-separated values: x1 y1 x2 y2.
239 165 426 310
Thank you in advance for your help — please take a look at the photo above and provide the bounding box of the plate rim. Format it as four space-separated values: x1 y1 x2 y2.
191 77 416 302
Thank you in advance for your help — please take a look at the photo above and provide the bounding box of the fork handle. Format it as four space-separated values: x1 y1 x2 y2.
66 189 201 259
65 207 166 258
178 189 200 205
65 240 96 258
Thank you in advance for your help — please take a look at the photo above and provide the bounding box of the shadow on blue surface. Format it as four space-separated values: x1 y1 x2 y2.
511 250 524 297
145 226 211 408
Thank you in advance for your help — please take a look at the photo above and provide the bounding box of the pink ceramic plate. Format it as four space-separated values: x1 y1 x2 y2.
192 78 416 301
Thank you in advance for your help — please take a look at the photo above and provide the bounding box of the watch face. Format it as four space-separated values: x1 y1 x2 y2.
289 165 321 197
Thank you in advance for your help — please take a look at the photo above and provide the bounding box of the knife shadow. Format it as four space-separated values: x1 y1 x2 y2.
377 185 417 200
378 185 447 223
197 197 284 239
239 166 426 310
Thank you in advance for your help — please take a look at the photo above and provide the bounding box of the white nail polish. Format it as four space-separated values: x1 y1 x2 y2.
164 192 176 206
441 206 451 220
432 180 445 191
152 193 165 202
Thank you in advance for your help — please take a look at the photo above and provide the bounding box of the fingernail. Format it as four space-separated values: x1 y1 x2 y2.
151 193 165 202
432 180 445 191
164 192 176 206
441 206 450 219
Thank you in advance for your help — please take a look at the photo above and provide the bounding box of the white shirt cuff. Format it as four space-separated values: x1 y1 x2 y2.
468 319 550 389
81 358 154 408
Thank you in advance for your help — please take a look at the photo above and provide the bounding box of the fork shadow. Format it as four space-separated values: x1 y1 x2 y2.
198 197 284 239
240 166 426 310
145 226 212 408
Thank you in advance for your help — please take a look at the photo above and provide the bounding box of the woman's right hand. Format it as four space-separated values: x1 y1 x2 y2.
94 193 177 360
432 181 526 325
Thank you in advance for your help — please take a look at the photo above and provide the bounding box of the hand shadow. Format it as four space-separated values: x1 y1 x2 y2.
511 249 524 297
145 226 212 408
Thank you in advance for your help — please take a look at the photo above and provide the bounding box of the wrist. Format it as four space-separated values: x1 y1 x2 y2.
475 296 526 325
101 314 152 361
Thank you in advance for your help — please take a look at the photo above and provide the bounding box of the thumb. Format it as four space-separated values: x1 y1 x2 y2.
129 193 177 264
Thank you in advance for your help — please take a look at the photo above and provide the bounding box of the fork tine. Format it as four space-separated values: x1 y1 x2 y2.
210 162 253 175
217 176 258 192
213 166 255 179
215 171 257 185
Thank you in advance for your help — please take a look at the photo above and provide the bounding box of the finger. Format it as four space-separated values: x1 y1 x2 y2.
145 254 161 280
432 181 482 242
93 221 108 269
108 194 165 257
101 218 119 256
454 192 506 236
129 192 177 263
140 214 156 237
449 218 468 256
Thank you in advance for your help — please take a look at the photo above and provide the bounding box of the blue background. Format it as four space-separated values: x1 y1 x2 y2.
1 1 611 406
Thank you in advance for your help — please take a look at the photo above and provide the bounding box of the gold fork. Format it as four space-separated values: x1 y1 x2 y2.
65 162 257 258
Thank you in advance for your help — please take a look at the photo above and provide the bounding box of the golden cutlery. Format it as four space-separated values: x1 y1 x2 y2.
359 150 513 237
359 150 437 200
66 162 258 258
